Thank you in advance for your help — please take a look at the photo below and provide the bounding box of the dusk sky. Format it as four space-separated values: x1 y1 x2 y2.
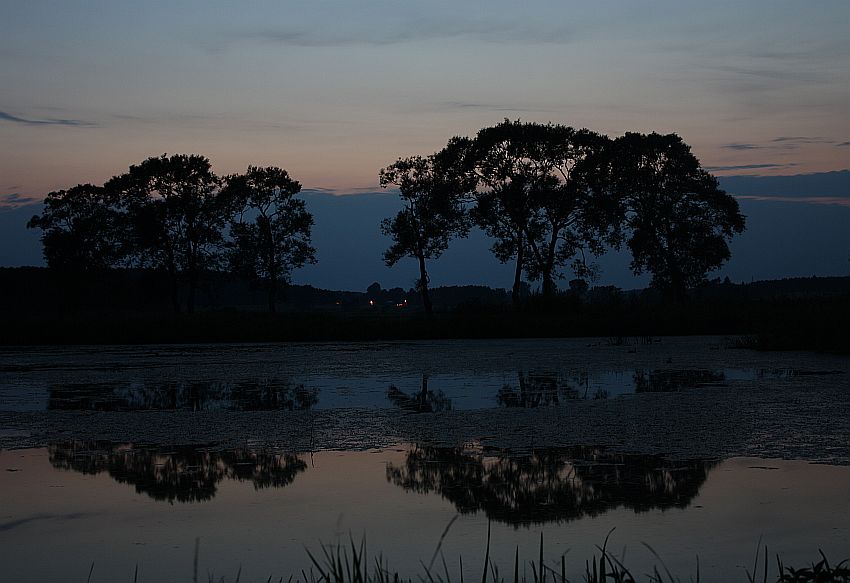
1 1 848 289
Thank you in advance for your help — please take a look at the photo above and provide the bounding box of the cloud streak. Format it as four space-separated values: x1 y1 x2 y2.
771 136 830 144
0 110 96 127
705 163 795 172
226 17 572 49
722 143 763 151
706 64 824 84
426 100 563 115
719 170 850 207
735 195 850 207
721 136 839 153
0 193 38 209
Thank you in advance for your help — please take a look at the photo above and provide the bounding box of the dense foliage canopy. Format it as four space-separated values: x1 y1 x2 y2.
27 122 745 312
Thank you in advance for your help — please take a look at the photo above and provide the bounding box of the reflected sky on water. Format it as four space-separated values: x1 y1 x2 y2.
1 338 849 580
1 445 849 582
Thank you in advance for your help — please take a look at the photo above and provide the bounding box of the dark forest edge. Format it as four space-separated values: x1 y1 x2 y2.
1 267 847 351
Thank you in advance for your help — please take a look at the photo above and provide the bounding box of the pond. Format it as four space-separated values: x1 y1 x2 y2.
1 338 845 412
0 337 848 582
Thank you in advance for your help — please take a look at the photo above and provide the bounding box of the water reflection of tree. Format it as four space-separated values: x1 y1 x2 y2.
387 446 714 526
48 441 307 503
47 380 319 411
387 374 452 413
633 369 725 393
497 372 586 408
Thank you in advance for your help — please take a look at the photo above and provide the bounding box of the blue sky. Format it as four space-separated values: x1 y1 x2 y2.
1 1 848 288
2 1 848 195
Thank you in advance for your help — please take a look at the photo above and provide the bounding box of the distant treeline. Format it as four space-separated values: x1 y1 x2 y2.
25 120 745 314
4 266 848 314
2 267 847 352
0 266 510 312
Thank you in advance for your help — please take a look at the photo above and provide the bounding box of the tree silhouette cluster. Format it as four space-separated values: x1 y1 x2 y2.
496 371 585 408
386 444 715 526
386 374 453 413
49 441 308 503
28 155 316 313
27 121 745 315
47 379 319 412
381 120 746 311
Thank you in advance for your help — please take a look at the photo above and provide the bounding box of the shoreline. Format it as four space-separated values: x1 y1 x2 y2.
2 299 848 353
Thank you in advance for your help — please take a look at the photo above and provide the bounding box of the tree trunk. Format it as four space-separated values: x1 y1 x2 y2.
511 232 525 310
418 374 429 410
166 246 181 313
517 372 527 407
665 243 686 303
542 272 555 299
417 254 433 316
266 226 278 313
186 246 198 315
268 278 278 313
187 271 197 314
670 272 687 303
663 224 687 303
541 231 558 300
169 270 181 313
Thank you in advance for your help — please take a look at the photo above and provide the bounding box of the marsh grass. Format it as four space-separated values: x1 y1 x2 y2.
299 529 847 583
89 526 849 583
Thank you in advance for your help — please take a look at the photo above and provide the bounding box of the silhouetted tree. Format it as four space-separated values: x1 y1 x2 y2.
224 166 316 313
106 154 226 313
612 133 746 300
387 374 452 413
467 121 615 305
387 445 715 526
496 371 582 407
367 281 382 298
568 278 589 298
49 441 308 503
47 379 319 411
465 123 538 308
379 151 473 315
26 184 125 271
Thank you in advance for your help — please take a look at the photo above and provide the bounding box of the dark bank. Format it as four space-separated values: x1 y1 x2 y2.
2 267 848 351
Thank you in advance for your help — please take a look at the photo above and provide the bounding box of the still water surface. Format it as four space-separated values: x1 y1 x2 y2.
1 446 849 582
1 338 846 412
1 338 848 581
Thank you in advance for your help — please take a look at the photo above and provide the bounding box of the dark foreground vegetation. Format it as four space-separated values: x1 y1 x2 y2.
83 533 850 583
1 268 847 351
